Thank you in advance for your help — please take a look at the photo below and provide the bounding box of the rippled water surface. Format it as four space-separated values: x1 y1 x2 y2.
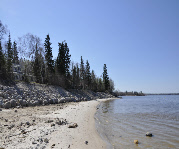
95 95 179 149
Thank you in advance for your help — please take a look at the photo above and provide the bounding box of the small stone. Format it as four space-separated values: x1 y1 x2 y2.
51 123 55 127
32 141 37 144
26 121 30 125
21 130 27 134
14 110 17 112
16 106 21 109
85 141 88 145
44 138 49 143
37 138 43 143
8 124 15 129
134 140 139 144
46 120 53 123
146 132 153 137
68 123 78 128
52 144 55 146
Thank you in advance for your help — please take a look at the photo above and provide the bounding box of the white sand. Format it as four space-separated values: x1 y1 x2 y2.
0 99 111 149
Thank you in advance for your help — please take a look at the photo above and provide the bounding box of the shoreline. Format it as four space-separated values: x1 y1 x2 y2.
0 99 114 149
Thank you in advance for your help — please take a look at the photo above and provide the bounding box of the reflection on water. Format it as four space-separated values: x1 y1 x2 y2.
95 95 179 149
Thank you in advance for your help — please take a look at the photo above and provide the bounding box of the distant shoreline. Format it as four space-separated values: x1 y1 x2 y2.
145 93 179 95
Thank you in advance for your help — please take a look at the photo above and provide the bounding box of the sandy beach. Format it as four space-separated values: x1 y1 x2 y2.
0 99 110 149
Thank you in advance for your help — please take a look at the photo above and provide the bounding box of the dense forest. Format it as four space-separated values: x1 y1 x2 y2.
0 20 115 93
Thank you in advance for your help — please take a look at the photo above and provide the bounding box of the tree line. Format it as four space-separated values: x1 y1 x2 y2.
0 20 115 92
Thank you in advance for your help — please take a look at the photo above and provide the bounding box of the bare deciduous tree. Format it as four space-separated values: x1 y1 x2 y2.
18 33 44 59
0 20 8 40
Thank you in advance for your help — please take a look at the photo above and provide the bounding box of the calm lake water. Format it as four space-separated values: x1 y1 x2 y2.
95 95 179 149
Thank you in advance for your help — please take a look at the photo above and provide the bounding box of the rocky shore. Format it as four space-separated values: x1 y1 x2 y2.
0 98 112 149
0 82 115 149
0 82 115 109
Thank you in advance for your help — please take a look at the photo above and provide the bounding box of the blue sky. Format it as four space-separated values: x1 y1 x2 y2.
0 0 179 93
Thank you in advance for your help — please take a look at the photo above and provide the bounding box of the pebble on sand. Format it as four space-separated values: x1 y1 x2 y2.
134 140 139 144
146 132 153 137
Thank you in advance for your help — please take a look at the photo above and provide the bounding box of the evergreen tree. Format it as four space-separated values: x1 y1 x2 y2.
76 64 80 88
7 33 13 78
56 42 65 75
91 70 97 91
80 56 85 89
97 77 104 92
12 41 19 64
72 63 77 88
44 34 54 74
56 42 71 76
85 60 91 89
0 41 6 78
64 42 71 76
103 64 110 91
33 44 43 83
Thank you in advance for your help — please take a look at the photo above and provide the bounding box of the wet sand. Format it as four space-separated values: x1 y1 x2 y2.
0 99 109 149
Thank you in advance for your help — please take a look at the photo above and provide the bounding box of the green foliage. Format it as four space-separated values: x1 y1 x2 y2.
56 42 71 76
91 70 97 91
33 44 45 83
0 41 6 78
0 21 116 92
103 64 110 91
12 41 19 64
85 60 91 89
80 56 85 89
7 34 13 79
44 34 54 74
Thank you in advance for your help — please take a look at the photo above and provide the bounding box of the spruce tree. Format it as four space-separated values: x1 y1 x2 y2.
12 41 19 64
7 33 13 78
80 56 85 89
56 42 71 75
72 64 77 88
33 44 42 83
91 70 97 91
0 41 6 78
44 34 54 74
56 42 66 75
103 64 110 91
97 77 104 92
76 63 80 88
85 60 91 89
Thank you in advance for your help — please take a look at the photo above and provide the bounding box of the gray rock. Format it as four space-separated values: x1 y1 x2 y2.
49 99 53 104
19 99 27 107
4 94 9 99
4 101 11 109
51 123 55 127
32 141 37 144
44 138 49 143
33 100 39 106
68 123 78 128
26 121 30 125
38 99 43 105
43 100 48 105
146 132 153 137
10 99 17 108
8 124 15 129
